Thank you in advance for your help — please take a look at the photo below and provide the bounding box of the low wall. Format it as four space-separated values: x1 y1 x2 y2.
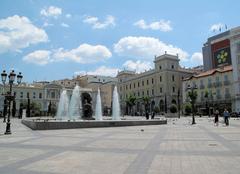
22 119 167 130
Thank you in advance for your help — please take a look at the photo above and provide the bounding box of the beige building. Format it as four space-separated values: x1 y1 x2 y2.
182 65 233 114
117 53 195 115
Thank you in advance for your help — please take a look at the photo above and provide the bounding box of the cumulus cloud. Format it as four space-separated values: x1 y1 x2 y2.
210 23 224 32
40 6 62 18
190 52 203 66
23 50 52 65
0 15 48 53
53 44 112 63
23 44 112 65
134 19 172 31
83 15 115 29
114 36 188 62
123 60 152 73
74 66 119 77
61 22 69 28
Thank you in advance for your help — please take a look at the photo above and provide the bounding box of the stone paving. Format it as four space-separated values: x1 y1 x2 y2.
0 116 240 174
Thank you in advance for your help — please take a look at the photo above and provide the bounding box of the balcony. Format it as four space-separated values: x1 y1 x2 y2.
224 80 230 86
225 93 231 99
215 82 222 87
199 84 205 89
208 83 212 88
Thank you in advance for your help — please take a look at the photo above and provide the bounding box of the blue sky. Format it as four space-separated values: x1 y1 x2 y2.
0 0 239 82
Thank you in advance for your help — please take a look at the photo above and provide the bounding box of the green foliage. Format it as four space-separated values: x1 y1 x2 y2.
184 103 192 115
188 90 198 102
153 106 160 113
204 90 209 98
170 104 177 113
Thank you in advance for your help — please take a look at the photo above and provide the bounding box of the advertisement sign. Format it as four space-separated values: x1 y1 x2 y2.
213 47 231 67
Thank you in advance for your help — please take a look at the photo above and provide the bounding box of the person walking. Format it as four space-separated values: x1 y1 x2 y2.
214 109 219 126
223 108 230 126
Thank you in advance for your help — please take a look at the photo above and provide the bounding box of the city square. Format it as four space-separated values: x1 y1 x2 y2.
1 0 240 174
1 117 240 174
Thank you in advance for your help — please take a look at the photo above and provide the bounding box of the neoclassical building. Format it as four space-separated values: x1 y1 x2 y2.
0 82 93 116
117 53 195 115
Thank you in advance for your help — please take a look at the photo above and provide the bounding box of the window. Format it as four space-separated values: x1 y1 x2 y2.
172 87 175 93
147 80 149 85
172 65 174 69
39 93 42 99
20 92 23 98
152 89 154 95
14 92 16 97
130 84 131 89
172 75 175 82
126 85 128 90
142 80 144 86
51 92 55 98
138 82 140 87
134 83 135 88
160 76 162 82
224 75 228 81
33 92 36 99
152 78 154 84
142 91 144 96
27 92 29 98
160 88 162 93
138 91 140 97
147 90 149 95
159 66 162 70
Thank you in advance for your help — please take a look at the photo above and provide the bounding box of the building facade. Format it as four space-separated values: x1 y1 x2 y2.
182 66 233 114
117 53 195 115
202 26 240 112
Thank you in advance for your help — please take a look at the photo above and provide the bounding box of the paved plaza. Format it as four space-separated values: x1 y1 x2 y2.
0 116 240 174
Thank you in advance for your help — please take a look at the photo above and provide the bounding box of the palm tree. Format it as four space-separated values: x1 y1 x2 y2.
142 96 150 114
125 94 137 115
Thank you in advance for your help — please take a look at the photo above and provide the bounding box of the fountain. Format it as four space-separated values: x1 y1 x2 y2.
22 85 167 130
112 86 120 120
56 90 69 119
69 85 82 120
95 88 103 121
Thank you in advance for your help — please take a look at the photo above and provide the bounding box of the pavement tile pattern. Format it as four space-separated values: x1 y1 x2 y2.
0 116 240 174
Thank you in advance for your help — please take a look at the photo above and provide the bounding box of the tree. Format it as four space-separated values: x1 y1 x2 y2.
170 104 177 113
204 90 210 117
188 90 198 124
142 96 150 113
125 94 137 115
153 106 160 114
184 103 192 115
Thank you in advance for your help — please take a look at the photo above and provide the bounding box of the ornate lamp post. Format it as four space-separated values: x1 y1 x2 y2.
187 84 198 124
1 70 23 134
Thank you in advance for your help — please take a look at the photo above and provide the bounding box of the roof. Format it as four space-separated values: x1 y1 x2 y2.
183 65 232 81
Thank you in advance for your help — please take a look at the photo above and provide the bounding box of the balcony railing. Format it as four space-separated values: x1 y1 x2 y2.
216 95 222 99
199 84 205 89
224 80 230 86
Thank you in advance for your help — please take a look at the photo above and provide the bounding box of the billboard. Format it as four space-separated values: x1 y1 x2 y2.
213 47 231 67
211 39 232 68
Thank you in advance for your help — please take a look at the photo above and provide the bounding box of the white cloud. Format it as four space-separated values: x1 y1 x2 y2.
61 22 69 28
114 36 188 62
190 52 203 66
53 44 112 63
123 60 152 73
210 23 224 32
23 44 112 65
23 50 51 65
83 15 115 29
0 15 48 53
40 6 62 18
74 66 119 77
134 19 172 32
65 14 72 18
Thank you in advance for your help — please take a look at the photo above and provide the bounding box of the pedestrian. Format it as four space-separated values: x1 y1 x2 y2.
223 108 230 126
214 109 219 126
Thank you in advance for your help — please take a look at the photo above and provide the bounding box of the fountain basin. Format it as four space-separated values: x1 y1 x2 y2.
22 118 167 130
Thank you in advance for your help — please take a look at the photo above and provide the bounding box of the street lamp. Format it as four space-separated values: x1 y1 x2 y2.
1 70 23 134
187 84 198 124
